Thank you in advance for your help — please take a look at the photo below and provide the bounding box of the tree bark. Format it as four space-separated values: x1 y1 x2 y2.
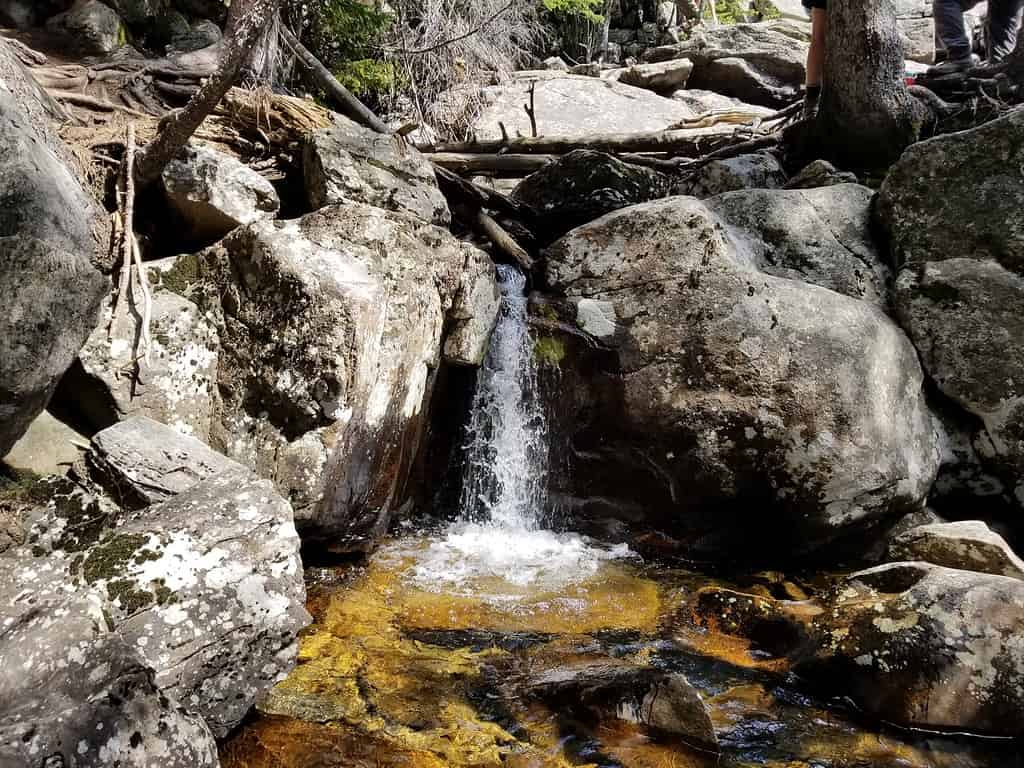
133 0 282 187
811 0 930 169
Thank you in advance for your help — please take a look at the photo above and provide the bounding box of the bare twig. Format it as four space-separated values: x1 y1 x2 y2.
523 81 538 138
130 233 153 367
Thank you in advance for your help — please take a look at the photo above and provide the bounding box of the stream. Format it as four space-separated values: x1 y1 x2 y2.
221 268 1021 768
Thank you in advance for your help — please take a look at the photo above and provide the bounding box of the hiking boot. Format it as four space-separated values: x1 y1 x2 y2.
928 53 981 75
801 88 821 120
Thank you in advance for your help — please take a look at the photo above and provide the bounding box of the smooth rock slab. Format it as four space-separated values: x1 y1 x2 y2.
888 520 1024 579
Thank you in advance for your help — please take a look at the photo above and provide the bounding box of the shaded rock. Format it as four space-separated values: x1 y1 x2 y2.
0 0 38 28
644 22 807 106
463 72 699 140
513 150 671 243
612 58 694 92
304 115 450 226
931 401 1012 514
2 410 86 477
162 143 279 245
168 17 221 52
442 247 500 366
799 562 1024 735
102 0 162 30
0 587 218 768
46 0 126 55
70 256 220 439
682 151 787 197
887 520 1024 579
524 659 718 750
186 203 476 549
86 415 243 507
784 159 858 189
704 184 890 306
541 196 939 559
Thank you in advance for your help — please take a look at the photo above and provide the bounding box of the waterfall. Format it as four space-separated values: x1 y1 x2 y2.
458 264 548 530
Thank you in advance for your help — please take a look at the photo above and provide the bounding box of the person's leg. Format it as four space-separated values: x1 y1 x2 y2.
805 7 827 89
987 0 1024 62
933 0 976 61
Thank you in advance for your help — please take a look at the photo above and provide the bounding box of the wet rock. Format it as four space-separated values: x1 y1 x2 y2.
541 196 939 559
189 203 476 548
524 659 718 750
5 463 309 738
0 54 108 458
442 247 500 366
46 0 126 55
799 561 1024 735
162 143 280 245
513 150 671 243
704 184 890 307
304 115 450 225
611 58 694 92
644 22 808 106
458 72 698 140
887 520 1024 579
681 151 787 197
70 256 220 439
0 587 219 768
784 159 859 189
86 416 243 507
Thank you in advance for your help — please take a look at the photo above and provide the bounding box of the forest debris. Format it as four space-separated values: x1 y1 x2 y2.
429 152 557 175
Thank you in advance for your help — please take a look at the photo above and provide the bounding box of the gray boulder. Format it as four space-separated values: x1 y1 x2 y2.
610 58 694 92
705 184 891 307
681 151 787 197
71 256 220 440
442 248 500 366
101 0 162 30
671 87 776 116
304 115 450 225
513 150 672 243
888 520 1024 579
168 18 221 52
644 22 808 106
0 52 107 458
784 159 858 189
799 561 1024 735
46 0 126 55
0 586 218 768
541 195 939 558
162 143 279 244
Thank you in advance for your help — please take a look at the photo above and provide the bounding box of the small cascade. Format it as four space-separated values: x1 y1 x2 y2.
458 264 548 530
396 265 629 598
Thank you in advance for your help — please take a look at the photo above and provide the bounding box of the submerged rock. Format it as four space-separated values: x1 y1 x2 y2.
887 520 1024 579
541 195 938 559
304 115 450 225
161 143 280 244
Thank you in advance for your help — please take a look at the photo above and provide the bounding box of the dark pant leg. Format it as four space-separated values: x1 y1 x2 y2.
987 0 1024 61
934 0 978 59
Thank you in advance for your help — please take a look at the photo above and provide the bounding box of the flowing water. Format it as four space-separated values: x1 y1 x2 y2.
222 268 1022 768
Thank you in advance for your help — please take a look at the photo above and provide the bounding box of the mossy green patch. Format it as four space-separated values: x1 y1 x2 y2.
534 336 566 368
161 253 204 298
82 533 152 584
154 580 178 606
106 578 154 615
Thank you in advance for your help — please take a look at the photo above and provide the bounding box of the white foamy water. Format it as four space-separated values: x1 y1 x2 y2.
399 266 630 597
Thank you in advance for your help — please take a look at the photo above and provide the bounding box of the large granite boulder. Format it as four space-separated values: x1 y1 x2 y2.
798 561 1024 735
161 142 280 245
705 184 890 307
176 203 494 549
512 150 672 243
539 195 939 558
643 21 808 106
46 0 126 55
0 41 107 459
877 109 1024 508
304 115 450 226
681 151 787 198
4 417 310 739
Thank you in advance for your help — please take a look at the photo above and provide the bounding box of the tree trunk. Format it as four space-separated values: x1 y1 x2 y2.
1009 21 1024 87
242 12 280 86
811 0 930 169
133 0 282 187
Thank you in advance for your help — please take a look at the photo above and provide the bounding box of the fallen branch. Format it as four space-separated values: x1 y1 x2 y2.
110 125 137 340
455 205 533 271
675 133 780 171
428 152 557 175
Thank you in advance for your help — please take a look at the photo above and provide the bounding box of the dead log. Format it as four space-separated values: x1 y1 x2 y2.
454 204 533 271
279 24 390 134
429 152 557 175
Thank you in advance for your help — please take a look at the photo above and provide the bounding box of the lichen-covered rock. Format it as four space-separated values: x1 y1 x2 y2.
182 203 485 549
162 143 280 245
887 520 1024 579
69 256 220 439
798 562 1024 735
443 247 500 366
682 152 787 197
86 416 243 507
5 446 309 738
705 184 890 307
540 195 939 559
168 17 221 52
513 150 671 243
304 116 450 225
0 586 218 768
644 22 808 106
46 0 126 55
784 159 858 190
0 49 108 459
